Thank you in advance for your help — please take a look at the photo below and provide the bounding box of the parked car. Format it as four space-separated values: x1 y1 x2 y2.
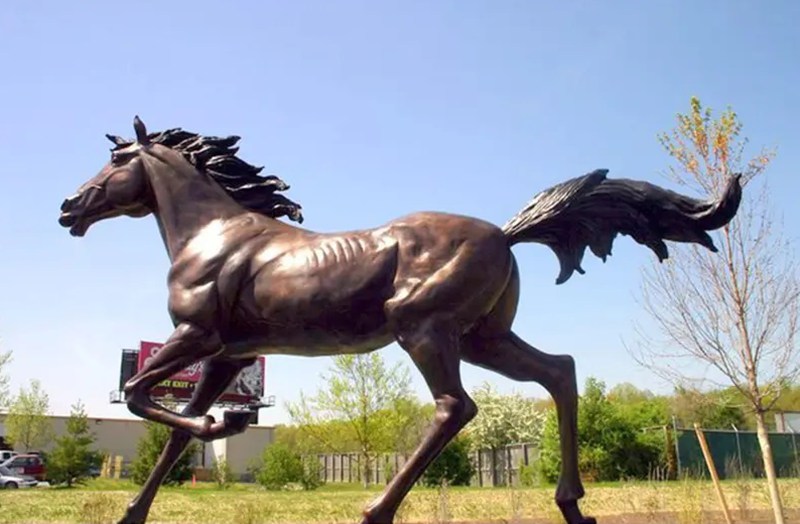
0 454 46 481
0 450 17 463
0 466 38 489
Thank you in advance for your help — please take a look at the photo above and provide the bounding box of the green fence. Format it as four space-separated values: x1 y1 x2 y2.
675 428 800 479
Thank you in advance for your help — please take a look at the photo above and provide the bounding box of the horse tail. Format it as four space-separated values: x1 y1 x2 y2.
501 169 742 285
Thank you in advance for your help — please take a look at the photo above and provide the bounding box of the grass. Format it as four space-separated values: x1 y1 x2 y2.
0 478 798 524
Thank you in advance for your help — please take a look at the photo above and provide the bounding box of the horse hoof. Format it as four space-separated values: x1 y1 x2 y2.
117 507 147 524
557 500 595 524
360 507 393 524
223 410 253 433
360 515 391 524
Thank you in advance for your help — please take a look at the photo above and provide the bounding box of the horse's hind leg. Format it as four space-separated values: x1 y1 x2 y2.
462 331 595 524
362 317 476 524
118 357 254 524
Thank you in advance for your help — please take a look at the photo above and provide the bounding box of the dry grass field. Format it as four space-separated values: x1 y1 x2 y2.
0 478 798 524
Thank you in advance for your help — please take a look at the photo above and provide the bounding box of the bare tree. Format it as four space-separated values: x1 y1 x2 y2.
0 348 11 410
630 97 799 524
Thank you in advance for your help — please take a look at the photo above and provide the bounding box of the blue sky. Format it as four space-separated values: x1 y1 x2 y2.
1 1 798 426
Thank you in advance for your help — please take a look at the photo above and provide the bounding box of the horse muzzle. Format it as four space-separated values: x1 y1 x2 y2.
59 196 90 237
59 188 106 237
58 211 90 237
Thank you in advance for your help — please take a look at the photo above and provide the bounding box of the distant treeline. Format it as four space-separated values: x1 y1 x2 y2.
272 377 800 484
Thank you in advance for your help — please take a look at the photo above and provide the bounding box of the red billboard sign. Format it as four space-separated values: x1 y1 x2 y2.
137 341 265 404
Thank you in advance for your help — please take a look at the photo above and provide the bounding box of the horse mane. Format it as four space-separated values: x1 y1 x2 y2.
112 128 303 223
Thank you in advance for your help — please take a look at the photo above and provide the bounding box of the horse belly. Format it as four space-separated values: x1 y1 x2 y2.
222 296 395 358
224 235 398 357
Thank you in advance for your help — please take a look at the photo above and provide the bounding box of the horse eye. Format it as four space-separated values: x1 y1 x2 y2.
111 151 134 165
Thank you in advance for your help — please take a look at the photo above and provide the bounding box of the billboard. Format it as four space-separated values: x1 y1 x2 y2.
127 341 266 405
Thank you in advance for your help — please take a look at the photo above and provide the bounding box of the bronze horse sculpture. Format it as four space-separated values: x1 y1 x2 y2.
58 117 742 524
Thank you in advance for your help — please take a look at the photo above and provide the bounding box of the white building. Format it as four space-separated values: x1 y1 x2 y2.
775 411 800 434
0 413 275 480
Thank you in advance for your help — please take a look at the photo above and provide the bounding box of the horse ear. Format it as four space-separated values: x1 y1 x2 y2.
133 116 150 145
105 134 127 146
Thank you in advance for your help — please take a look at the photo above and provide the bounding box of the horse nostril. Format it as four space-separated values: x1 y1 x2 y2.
58 213 76 227
61 193 82 211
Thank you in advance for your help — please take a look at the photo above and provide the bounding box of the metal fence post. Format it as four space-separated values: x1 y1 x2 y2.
672 415 682 478
732 424 743 475
506 445 513 486
491 448 497 487
477 450 483 487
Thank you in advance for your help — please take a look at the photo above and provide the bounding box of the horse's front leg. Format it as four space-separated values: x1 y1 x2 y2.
122 322 224 439
118 356 254 524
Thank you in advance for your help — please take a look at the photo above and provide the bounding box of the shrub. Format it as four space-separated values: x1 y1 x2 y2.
538 411 562 483
256 442 320 490
211 455 234 489
131 420 200 486
422 436 474 487
299 456 323 490
518 463 539 487
538 378 665 482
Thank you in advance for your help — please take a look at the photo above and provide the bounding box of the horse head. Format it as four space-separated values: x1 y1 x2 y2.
59 116 304 238
59 116 156 237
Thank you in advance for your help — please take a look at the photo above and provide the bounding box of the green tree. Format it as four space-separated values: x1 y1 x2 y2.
379 397 434 457
607 383 670 429
465 382 546 451
131 420 200 486
607 382 655 404
47 400 100 487
422 435 474 487
671 385 747 430
5 379 52 452
0 349 11 409
631 97 798 524
274 420 357 455
286 353 413 487
539 378 662 482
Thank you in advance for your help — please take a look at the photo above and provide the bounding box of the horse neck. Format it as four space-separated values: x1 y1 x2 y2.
143 153 245 260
